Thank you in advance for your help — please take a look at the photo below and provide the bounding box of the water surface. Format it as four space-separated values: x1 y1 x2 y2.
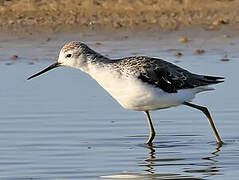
0 29 238 179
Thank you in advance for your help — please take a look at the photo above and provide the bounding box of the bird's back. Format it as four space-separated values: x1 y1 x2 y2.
87 55 224 111
111 56 224 93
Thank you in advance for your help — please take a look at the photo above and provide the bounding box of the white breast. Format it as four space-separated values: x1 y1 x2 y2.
87 65 205 111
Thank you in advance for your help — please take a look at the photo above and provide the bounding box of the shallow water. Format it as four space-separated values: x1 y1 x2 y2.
0 29 239 180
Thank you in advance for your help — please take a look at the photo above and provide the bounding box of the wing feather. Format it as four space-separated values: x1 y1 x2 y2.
136 57 224 93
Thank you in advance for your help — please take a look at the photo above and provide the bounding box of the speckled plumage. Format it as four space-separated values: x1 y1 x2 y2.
62 41 223 94
62 41 109 62
109 56 224 93
63 42 224 91
58 41 224 111
28 41 224 145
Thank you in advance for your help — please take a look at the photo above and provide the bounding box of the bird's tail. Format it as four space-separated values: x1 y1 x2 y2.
192 75 224 93
202 75 225 85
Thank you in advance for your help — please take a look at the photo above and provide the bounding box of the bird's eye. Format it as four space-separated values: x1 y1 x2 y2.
66 54 72 58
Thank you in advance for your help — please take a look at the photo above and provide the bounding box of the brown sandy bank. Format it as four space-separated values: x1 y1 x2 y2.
0 0 239 33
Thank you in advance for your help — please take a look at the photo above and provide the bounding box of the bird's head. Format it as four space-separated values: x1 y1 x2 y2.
27 41 91 80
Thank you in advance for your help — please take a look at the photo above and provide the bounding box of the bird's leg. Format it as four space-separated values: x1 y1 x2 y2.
144 111 155 145
183 102 223 145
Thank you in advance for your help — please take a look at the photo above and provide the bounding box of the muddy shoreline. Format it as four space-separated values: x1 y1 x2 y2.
0 0 239 33
0 26 237 65
0 16 238 180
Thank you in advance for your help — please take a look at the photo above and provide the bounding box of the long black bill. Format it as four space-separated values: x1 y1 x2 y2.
27 62 61 80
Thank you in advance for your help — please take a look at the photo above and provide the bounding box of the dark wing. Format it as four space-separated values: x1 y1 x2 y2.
138 58 224 93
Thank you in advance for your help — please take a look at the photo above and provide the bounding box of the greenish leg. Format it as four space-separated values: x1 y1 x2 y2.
144 111 155 145
183 102 223 145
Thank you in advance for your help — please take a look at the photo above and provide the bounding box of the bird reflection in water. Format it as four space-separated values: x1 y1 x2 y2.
141 143 222 179
144 145 156 174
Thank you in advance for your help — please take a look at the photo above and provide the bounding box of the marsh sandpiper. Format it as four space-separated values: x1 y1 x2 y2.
28 41 224 145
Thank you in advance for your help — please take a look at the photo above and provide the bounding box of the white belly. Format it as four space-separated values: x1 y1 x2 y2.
88 67 204 111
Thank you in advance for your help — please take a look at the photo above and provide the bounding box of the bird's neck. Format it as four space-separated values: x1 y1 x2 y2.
73 49 111 74
85 52 115 72
85 53 121 80
88 51 112 64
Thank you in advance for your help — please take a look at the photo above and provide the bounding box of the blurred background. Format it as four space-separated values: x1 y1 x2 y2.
0 0 238 33
0 1 238 180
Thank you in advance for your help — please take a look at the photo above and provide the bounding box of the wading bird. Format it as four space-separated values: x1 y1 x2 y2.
28 41 224 145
